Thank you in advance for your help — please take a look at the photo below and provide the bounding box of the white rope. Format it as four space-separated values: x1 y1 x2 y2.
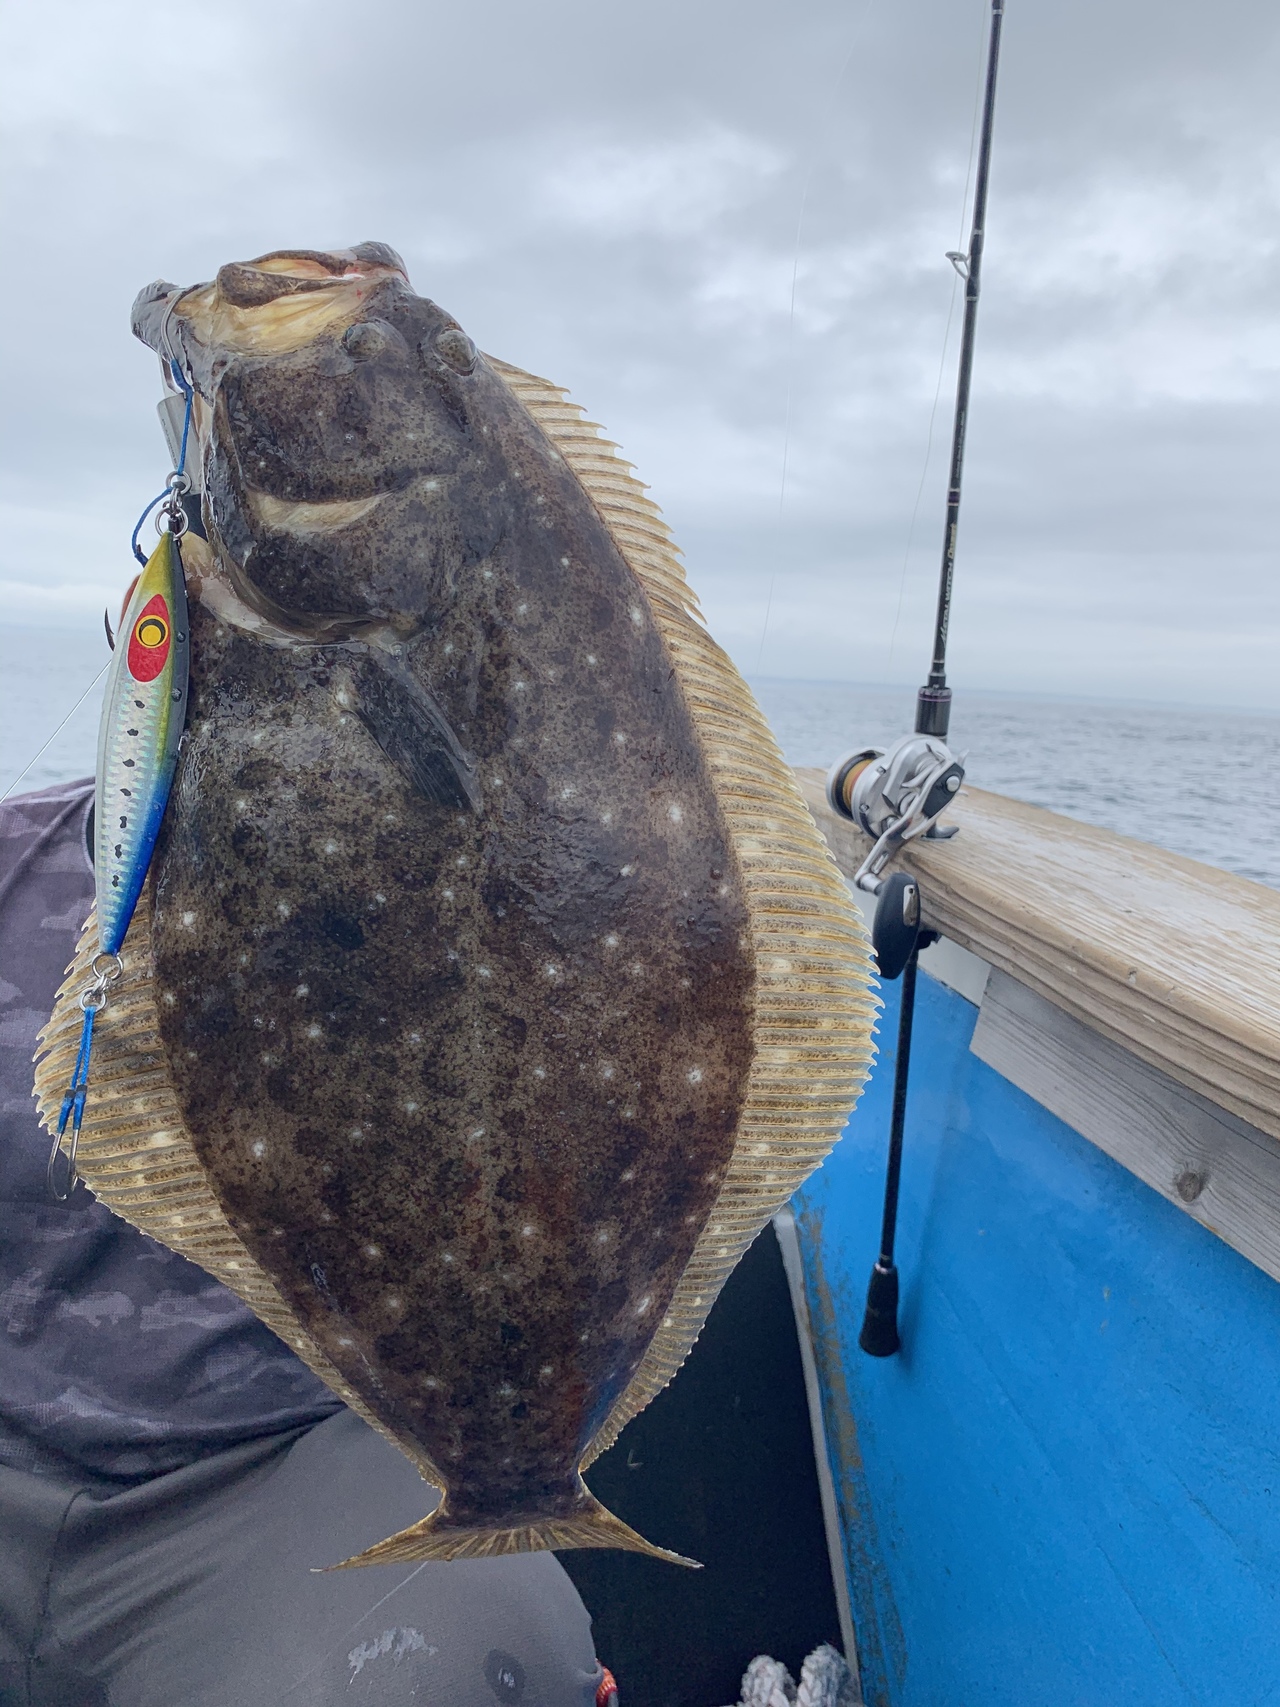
727 1643 860 1707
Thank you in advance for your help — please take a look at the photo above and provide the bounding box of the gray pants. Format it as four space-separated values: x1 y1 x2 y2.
0 1409 602 1707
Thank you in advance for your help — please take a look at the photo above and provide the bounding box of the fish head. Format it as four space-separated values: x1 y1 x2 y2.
132 245 513 642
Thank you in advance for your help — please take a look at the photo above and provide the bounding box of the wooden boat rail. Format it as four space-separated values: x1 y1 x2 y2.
794 768 1280 1145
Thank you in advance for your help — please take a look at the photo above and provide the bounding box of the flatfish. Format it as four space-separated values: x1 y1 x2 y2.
35 245 876 1566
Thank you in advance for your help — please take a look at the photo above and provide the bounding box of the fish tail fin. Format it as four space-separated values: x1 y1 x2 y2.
325 1490 700 1570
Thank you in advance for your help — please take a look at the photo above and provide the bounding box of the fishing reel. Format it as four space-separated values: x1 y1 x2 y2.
826 733 964 897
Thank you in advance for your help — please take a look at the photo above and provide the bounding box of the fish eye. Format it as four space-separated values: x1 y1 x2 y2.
434 328 477 375
343 320 394 360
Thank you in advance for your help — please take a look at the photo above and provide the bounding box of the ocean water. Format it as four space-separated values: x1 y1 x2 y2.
4 624 1278 890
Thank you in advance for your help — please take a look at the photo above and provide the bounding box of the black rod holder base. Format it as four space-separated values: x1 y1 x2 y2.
858 1258 901 1357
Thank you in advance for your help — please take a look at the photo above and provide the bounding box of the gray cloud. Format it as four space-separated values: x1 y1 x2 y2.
2 0 1277 705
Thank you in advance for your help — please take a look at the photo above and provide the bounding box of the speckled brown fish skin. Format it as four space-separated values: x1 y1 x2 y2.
136 248 754 1535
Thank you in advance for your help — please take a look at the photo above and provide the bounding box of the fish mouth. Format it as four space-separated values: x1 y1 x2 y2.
131 242 411 393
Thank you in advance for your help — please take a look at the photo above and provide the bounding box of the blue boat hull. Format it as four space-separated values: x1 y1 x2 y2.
792 968 1280 1706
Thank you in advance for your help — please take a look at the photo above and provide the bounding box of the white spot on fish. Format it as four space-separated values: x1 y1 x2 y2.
405 1100 419 1113
482 568 493 580
385 1295 402 1311
621 1168 635 1182
514 680 527 693
443 642 454 655
541 1363 554 1377
601 809 613 825
622 1106 635 1119
477 967 492 979
560 784 576 800
637 1295 652 1315
560 556 570 568
306 1024 322 1039
276 902 291 918
613 731 627 746
456 856 467 868
423 1376 440 1389
350 1127 364 1141
668 804 683 823
679 977 692 989
629 605 643 626
442 888 454 902
162 991 176 1006
604 933 619 948
490 775 503 788
409 1031 421 1043
441 1252 455 1265
424 478 440 491
596 1228 610 1243
364 1244 381 1259
685 1213 698 1224
688 1066 704 1085
533 1066 546 1079
601 1064 614 1079
384 812 398 824
468 1127 486 1141
630 962 645 977
239 953 250 965
621 865 635 879
338 1337 353 1347
586 653 598 666
544 963 560 979
251 1141 266 1158
374 893 386 904
718 884 730 897
753 1142 768 1156
335 690 350 708
324 840 338 854
295 984 309 997
235 798 248 810
522 1224 536 1237
180 910 195 927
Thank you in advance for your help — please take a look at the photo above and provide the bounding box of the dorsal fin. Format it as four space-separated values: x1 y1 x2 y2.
487 358 878 1464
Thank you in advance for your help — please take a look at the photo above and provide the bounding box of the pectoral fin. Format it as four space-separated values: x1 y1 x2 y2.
345 652 477 811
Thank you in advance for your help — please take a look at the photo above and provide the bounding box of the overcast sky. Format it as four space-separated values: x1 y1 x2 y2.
2 0 1277 707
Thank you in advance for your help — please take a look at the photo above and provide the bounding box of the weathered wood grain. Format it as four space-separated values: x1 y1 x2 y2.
972 971 1280 1286
794 768 1280 1141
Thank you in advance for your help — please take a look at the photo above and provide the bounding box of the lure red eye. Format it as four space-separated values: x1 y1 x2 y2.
127 594 171 682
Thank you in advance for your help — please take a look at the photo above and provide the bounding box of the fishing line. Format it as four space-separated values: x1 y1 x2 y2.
0 661 111 804
5 363 195 807
886 0 995 675
755 0 875 676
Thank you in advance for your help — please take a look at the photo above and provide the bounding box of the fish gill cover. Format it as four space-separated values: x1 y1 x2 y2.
35 245 877 1567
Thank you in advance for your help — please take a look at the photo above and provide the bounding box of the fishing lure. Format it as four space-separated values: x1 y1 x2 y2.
47 394 192 1198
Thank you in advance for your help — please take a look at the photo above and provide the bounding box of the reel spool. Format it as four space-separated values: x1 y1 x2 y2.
826 733 965 894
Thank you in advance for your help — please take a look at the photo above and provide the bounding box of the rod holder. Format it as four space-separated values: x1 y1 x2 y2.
858 1259 902 1358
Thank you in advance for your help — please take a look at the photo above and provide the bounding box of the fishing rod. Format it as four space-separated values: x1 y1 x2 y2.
826 0 1006 1357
